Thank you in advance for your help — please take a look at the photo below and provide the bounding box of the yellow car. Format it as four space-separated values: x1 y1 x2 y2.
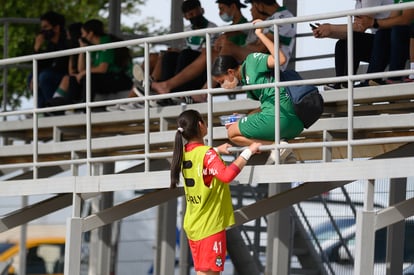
0 237 65 275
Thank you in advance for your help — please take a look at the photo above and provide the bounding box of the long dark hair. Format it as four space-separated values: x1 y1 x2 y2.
212 55 239 77
170 110 204 188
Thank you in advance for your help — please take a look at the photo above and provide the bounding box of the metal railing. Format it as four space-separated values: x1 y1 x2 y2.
0 3 414 175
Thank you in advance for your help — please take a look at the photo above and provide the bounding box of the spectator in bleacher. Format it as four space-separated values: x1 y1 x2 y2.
212 19 302 164
354 1 414 85
107 0 249 111
45 22 83 111
144 0 219 106
148 0 295 104
30 11 69 108
312 0 393 90
170 109 261 275
47 19 133 108
216 0 296 70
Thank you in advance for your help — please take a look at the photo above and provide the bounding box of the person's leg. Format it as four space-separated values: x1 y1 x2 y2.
151 48 217 94
388 25 410 82
352 32 374 73
409 23 414 80
88 73 132 101
172 49 206 93
366 28 391 84
38 69 65 107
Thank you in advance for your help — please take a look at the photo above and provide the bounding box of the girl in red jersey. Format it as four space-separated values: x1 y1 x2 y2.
170 109 261 274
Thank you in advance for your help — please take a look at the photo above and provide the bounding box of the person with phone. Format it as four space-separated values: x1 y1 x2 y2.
311 0 393 90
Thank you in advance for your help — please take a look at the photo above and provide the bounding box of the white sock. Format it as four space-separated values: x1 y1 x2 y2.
409 62 414 79
53 88 65 98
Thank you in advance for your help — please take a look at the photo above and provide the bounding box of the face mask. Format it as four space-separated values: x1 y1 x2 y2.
189 15 205 29
221 76 239 89
220 13 233 22
80 37 91 45
41 29 54 40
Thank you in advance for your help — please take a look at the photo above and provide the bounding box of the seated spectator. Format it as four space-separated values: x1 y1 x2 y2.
355 2 414 85
47 19 133 108
147 0 219 105
217 0 296 69
46 22 83 113
30 11 69 108
212 19 302 164
312 0 393 90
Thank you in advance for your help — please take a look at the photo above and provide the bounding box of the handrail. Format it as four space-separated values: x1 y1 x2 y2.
0 3 414 174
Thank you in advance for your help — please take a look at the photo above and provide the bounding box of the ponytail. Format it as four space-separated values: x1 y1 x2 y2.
170 128 184 188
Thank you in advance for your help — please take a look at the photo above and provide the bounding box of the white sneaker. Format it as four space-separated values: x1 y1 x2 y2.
132 86 160 107
106 104 123 112
265 140 293 165
120 102 144 110
133 64 144 84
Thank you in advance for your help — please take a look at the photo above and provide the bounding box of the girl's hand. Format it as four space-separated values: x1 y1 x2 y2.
216 143 232 155
253 19 264 36
249 142 262 155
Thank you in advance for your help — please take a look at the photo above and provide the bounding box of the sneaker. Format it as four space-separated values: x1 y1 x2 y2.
282 151 297 164
133 63 153 88
323 83 340 90
265 140 293 165
132 85 157 107
133 64 144 84
45 97 71 116
368 79 385 86
106 104 123 112
323 83 347 91
119 102 144 110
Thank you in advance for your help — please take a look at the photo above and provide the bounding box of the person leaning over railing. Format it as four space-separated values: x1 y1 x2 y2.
355 0 414 85
217 0 296 70
212 19 302 165
170 109 261 275
312 0 393 90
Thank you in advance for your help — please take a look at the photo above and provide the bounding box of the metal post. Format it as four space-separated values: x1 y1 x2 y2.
108 0 121 36
154 200 177 275
265 183 291 275
354 179 376 275
64 217 83 275
385 178 407 275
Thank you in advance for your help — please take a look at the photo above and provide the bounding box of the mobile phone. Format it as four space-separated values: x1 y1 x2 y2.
309 23 318 30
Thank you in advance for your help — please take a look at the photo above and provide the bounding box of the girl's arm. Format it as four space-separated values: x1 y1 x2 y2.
253 19 286 69
204 142 261 184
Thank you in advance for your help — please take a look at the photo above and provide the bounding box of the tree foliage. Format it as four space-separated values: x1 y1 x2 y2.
0 0 168 109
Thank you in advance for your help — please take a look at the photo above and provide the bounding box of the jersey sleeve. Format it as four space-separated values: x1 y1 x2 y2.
203 148 241 184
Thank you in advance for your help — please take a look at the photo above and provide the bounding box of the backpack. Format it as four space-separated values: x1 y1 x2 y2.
280 70 324 129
